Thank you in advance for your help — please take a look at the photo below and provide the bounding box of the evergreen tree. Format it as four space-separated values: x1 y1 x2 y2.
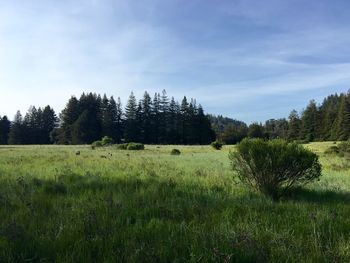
135 101 143 142
151 93 160 143
71 110 90 144
159 89 169 143
168 97 180 144
41 106 58 144
335 93 350 140
107 96 121 143
300 100 319 142
115 97 124 143
0 116 11 145
196 105 216 144
180 96 189 144
101 94 114 138
319 94 340 140
56 96 80 144
141 92 153 144
248 123 265 138
124 92 138 142
8 111 24 145
23 106 41 144
288 110 301 141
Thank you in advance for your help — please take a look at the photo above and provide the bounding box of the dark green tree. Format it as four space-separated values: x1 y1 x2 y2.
41 106 58 144
0 116 11 145
248 123 265 138
8 111 24 145
151 93 160 144
335 93 350 140
141 92 153 144
124 92 138 142
159 89 169 143
55 96 80 144
300 100 319 142
287 110 302 141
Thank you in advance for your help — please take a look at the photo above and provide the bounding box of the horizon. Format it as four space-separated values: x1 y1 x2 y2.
1 0 350 123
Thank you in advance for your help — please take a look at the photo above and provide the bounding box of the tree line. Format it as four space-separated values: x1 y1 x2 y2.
1 90 349 145
212 90 350 143
1 90 215 145
1 106 57 145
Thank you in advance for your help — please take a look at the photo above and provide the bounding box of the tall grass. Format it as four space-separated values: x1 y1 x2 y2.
0 143 349 262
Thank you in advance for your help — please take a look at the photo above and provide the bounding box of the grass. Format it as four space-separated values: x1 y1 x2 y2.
0 142 349 262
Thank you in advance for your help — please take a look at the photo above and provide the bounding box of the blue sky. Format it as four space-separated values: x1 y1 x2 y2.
0 0 350 123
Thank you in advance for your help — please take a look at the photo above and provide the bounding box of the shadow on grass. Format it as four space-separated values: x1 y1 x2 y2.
283 187 350 204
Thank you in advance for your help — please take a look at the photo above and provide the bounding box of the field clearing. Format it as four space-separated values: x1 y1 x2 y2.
0 142 349 262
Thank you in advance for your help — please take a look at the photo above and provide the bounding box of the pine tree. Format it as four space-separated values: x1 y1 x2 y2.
300 100 319 142
141 92 153 144
135 101 143 142
124 92 138 142
101 94 115 139
187 99 197 144
107 96 118 143
0 116 11 145
56 96 80 144
23 106 41 144
71 110 90 144
287 110 301 141
196 105 216 144
319 94 340 140
41 106 58 144
168 97 180 144
8 111 24 145
159 89 169 143
115 97 124 143
335 93 350 140
180 96 189 144
151 93 160 144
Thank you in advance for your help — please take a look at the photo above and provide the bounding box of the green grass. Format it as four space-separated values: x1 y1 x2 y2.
0 143 349 262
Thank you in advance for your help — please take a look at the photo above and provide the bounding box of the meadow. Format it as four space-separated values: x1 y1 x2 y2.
0 142 349 262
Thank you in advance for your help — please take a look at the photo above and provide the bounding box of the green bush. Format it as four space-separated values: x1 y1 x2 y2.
229 139 322 200
171 149 181 155
102 136 114 145
116 143 128 150
126 143 145 150
91 140 103 148
115 143 144 150
211 140 223 150
91 136 114 149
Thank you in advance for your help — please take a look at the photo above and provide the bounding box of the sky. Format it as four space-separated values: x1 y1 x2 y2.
0 0 350 123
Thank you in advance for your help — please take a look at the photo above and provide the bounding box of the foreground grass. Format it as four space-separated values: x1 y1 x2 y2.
0 143 349 262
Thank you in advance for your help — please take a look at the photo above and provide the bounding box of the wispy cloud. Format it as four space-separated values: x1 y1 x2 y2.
0 0 349 122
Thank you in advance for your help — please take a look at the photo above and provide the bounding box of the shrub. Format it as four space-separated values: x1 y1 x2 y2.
171 149 181 155
102 136 114 145
229 139 322 200
116 143 128 150
91 140 103 148
211 140 223 150
91 136 114 148
126 143 145 150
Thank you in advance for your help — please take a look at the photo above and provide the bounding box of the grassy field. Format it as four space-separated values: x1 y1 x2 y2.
0 142 349 262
